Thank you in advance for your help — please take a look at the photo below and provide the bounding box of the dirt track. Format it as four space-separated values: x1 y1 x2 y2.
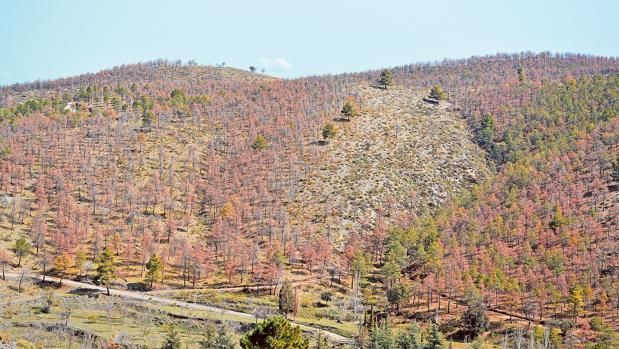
3 272 353 345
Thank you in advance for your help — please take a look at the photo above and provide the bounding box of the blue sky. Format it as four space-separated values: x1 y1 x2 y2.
1 0 617 85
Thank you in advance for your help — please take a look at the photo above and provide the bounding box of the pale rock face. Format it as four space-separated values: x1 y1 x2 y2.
297 84 490 246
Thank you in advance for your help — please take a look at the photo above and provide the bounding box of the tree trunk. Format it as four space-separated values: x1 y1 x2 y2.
427 289 431 313
18 272 24 292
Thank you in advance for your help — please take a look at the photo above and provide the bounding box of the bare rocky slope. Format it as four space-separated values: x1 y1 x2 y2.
297 83 491 244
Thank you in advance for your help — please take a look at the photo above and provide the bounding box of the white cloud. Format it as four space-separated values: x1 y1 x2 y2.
258 57 293 72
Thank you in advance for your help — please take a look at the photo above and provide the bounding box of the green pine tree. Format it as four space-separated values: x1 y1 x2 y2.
162 324 181 349
429 85 446 100
145 254 163 289
322 123 338 142
425 324 446 349
340 98 359 121
477 114 496 153
240 316 309 349
278 282 295 318
252 135 268 150
14 237 31 267
94 247 116 296
397 321 423 349
199 325 236 349
517 65 526 82
379 69 394 89
368 322 396 349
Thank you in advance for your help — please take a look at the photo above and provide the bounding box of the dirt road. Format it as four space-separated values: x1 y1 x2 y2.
3 272 353 345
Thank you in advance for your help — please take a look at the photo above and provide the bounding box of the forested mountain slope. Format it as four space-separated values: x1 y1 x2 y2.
0 53 618 348
298 84 489 245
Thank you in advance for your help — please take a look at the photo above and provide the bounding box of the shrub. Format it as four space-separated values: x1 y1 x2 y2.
590 316 604 331
460 303 489 338
322 123 338 141
240 316 309 349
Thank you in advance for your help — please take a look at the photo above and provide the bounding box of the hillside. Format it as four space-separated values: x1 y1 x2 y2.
0 62 273 106
0 54 618 348
298 84 490 244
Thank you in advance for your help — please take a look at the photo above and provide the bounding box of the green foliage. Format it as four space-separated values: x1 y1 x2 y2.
488 75 618 165
77 86 95 101
381 260 401 289
589 324 619 349
320 291 333 304
429 85 446 100
568 284 584 317
145 254 163 288
379 69 394 89
549 204 565 230
199 325 236 349
543 249 566 276
170 89 187 101
315 331 329 349
386 283 411 312
115 84 128 96
612 156 619 181
322 123 338 141
278 282 295 317
468 338 490 349
533 325 545 345
425 323 446 349
0 144 10 162
135 95 156 126
170 89 191 113
586 315 619 349
367 322 445 349
517 65 526 82
477 114 496 152
162 324 181 349
460 292 489 338
14 237 31 267
186 94 211 105
240 316 309 349
252 135 268 151
94 247 116 293
351 251 369 289
549 327 562 349
396 321 423 349
340 98 359 121
368 322 396 349
388 217 442 274
590 316 604 331
382 235 408 287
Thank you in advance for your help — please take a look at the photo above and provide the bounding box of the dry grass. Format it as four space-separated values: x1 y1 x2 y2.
298 84 490 245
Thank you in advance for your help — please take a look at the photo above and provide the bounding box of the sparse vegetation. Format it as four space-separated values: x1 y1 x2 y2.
429 84 446 100
340 97 360 121
252 134 268 150
240 316 309 349
0 52 617 348
322 122 338 141
379 69 394 89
